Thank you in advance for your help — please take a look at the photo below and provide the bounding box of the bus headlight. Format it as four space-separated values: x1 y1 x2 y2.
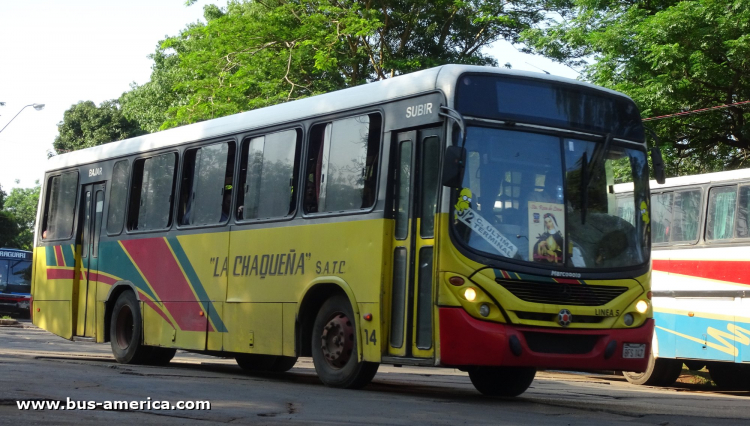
623 313 634 326
635 300 648 314
464 288 477 302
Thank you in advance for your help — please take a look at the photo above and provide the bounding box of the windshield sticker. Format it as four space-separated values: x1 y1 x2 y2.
455 190 518 258
528 202 565 265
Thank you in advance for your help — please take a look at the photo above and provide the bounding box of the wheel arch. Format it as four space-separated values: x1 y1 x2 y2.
296 277 362 361
103 281 140 343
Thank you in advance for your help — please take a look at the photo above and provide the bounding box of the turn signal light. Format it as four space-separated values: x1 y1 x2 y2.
464 287 477 302
647 291 652 300
449 276 465 286
363 313 373 321
635 300 648 314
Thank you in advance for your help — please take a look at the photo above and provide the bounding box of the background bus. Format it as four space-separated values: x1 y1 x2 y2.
32 64 656 396
616 169 750 389
0 248 32 318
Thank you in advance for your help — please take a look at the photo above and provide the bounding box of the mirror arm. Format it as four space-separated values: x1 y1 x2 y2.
439 106 467 148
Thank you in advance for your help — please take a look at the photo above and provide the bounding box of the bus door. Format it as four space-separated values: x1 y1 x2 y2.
74 183 105 337
388 128 442 359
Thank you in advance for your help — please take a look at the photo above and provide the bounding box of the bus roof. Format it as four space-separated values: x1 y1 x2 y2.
44 64 633 172
614 168 750 193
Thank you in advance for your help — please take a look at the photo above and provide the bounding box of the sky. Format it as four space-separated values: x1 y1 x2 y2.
0 0 579 192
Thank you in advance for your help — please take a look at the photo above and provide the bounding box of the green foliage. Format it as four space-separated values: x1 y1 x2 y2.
3 184 41 250
123 0 550 130
0 211 17 248
54 100 145 154
522 0 750 177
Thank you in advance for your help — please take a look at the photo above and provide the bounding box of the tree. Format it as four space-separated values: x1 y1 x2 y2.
522 0 750 176
0 211 17 248
3 183 41 250
124 0 552 130
54 100 146 154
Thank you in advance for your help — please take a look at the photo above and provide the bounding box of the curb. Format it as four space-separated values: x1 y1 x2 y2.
0 319 20 326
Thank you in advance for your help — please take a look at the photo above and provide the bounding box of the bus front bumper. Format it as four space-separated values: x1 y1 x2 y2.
439 307 653 372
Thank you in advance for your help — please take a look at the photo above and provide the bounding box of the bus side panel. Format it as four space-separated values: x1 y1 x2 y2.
222 303 283 355
740 305 750 363
34 300 72 340
225 219 386 360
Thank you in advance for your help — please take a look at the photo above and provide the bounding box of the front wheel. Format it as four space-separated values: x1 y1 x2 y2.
311 294 378 389
623 351 682 386
110 291 150 364
236 354 298 373
468 366 536 397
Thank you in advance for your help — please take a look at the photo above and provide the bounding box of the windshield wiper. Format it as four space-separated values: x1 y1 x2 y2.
580 133 613 225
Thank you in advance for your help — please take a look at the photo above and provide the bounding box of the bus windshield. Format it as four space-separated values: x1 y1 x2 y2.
452 126 650 270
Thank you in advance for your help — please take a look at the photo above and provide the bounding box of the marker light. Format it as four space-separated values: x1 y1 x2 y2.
479 304 490 317
623 313 634 326
635 300 649 314
464 287 477 302
449 276 465 286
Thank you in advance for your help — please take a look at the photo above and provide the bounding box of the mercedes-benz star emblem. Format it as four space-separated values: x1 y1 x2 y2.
558 309 572 327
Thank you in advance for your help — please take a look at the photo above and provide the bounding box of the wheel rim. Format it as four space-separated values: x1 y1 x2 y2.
320 312 354 369
115 305 134 350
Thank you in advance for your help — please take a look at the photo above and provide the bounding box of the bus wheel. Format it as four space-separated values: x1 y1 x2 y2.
623 352 682 386
311 294 378 389
110 291 150 364
709 363 750 390
468 366 536 397
147 347 176 366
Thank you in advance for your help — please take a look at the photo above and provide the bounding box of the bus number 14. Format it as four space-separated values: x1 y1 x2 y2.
363 329 377 345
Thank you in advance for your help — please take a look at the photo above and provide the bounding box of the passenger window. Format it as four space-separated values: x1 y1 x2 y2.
706 185 737 241
237 130 299 220
738 185 750 238
178 142 235 226
304 114 381 213
42 171 78 240
615 195 635 226
127 152 177 231
671 190 701 243
650 192 673 244
107 160 130 235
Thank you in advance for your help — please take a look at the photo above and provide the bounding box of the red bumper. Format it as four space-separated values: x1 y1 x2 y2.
439 307 653 372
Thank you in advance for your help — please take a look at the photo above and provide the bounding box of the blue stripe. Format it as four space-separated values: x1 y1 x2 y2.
166 237 228 333
45 246 57 267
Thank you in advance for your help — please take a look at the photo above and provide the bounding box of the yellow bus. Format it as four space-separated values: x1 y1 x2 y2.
32 65 658 396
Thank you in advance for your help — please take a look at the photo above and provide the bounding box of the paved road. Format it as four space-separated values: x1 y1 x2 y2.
2 323 749 425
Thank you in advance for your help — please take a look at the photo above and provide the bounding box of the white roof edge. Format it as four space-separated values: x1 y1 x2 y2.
613 168 750 194
45 64 634 172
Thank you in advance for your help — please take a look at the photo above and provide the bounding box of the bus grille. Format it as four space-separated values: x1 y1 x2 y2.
523 332 601 354
496 280 628 306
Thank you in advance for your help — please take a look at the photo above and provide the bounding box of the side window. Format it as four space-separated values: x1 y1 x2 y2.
178 141 235 226
670 189 701 243
237 130 299 220
42 171 78 240
107 160 130 235
127 152 177 231
615 195 635 226
304 113 381 213
738 185 750 238
706 185 737 241
650 192 673 244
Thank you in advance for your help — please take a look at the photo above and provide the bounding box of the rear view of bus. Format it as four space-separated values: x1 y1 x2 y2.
432 71 653 395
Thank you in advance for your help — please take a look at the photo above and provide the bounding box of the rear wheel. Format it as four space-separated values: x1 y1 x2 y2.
110 291 150 364
709 363 750 390
623 351 683 386
468 366 536 397
311 294 378 389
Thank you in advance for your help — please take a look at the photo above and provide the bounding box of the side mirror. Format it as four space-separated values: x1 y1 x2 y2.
650 146 666 184
442 145 466 188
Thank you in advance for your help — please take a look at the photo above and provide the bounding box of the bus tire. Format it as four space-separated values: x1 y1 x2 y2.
235 354 279 372
311 294 378 389
708 363 750 390
147 347 176 366
272 356 298 372
623 352 682 386
468 366 536 397
109 291 150 364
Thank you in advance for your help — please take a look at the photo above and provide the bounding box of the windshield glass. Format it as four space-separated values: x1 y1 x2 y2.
452 126 650 270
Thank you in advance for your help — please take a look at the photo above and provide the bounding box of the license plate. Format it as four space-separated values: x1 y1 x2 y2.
623 343 646 359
